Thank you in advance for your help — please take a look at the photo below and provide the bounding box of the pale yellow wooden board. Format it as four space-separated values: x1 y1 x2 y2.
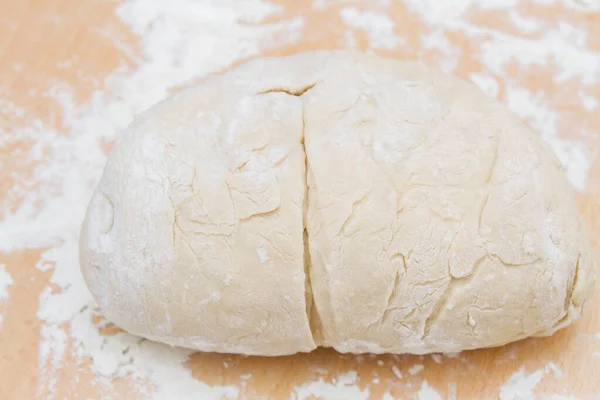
0 1 599 398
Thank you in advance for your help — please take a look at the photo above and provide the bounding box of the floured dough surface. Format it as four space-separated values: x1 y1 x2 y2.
80 50 595 356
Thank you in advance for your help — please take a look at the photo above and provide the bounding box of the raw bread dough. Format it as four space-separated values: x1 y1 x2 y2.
80 50 596 356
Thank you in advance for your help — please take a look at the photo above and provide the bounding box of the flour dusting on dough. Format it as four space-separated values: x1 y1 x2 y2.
0 264 13 325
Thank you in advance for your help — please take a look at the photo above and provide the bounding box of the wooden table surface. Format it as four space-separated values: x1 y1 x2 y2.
1 1 599 399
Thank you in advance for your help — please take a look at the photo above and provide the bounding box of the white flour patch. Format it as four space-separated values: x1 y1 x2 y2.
430 353 443 364
0 264 12 326
477 26 599 85
404 0 518 25
391 365 403 379
498 365 565 400
580 91 599 112
0 264 13 300
340 7 402 49
37 324 69 395
409 363 425 375
499 367 544 400
71 311 240 399
417 380 443 400
294 371 369 400
447 382 457 400
508 9 542 34
545 362 562 379
557 0 600 12
381 391 395 400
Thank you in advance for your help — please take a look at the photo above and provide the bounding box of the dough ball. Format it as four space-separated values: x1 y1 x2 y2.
80 50 595 356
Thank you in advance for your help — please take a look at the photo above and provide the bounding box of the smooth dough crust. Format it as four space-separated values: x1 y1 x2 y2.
80 50 596 356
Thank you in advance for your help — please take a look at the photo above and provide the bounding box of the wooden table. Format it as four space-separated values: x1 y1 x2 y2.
1 1 599 398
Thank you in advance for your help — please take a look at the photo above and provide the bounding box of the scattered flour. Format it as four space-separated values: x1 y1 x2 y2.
0 264 13 300
430 353 443 364
499 367 545 400
381 391 396 400
447 382 457 400
505 86 591 191
508 9 542 34
417 380 443 400
409 364 425 375
340 7 402 49
580 92 599 112
558 0 600 12
0 264 13 326
499 364 564 400
391 365 403 379
403 0 519 25
294 371 369 400
545 362 563 379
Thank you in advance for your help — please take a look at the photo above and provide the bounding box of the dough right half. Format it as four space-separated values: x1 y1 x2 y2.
301 55 594 354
